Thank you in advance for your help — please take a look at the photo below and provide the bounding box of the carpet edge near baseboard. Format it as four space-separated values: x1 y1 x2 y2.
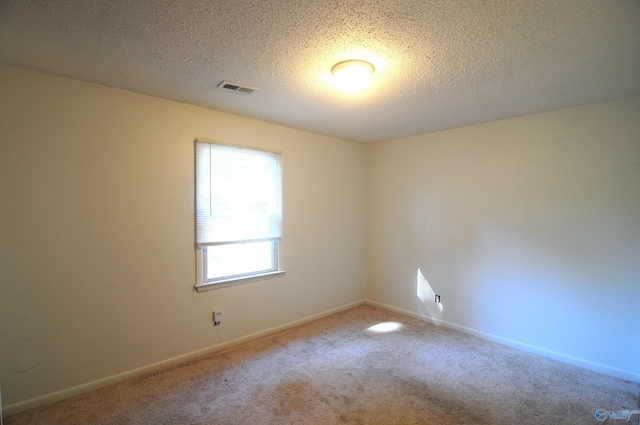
365 299 640 384
3 299 366 418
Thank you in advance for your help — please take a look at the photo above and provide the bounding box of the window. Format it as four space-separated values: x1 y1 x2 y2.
195 141 284 290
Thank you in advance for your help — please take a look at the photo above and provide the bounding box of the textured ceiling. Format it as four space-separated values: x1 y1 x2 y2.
1 0 639 143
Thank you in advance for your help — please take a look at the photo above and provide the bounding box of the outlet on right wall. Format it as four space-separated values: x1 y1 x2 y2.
366 95 640 381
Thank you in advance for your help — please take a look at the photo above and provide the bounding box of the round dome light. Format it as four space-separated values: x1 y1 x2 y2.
331 60 375 92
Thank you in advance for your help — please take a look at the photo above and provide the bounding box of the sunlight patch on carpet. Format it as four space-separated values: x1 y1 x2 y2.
367 322 404 333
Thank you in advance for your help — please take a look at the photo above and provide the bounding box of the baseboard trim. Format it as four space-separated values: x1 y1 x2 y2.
365 299 640 384
3 299 366 418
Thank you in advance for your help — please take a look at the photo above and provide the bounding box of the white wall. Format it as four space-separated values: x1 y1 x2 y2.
0 65 367 410
367 95 640 381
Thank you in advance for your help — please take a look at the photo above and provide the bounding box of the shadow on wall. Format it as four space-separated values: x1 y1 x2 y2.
416 269 443 325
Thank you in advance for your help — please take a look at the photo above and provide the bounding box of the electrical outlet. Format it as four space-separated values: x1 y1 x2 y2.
435 295 441 303
213 310 223 326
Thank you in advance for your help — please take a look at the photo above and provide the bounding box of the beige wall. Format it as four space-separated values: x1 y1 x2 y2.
367 95 640 381
0 65 366 410
2 63 639 414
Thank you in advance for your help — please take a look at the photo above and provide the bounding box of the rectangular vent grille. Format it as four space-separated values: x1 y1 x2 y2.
218 80 258 94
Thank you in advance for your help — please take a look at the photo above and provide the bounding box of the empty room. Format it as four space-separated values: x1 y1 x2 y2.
0 1 639 424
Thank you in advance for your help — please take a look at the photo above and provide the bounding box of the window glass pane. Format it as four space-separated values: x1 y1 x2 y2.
206 241 275 280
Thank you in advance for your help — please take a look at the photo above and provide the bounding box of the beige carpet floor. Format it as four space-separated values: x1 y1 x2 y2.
5 304 639 424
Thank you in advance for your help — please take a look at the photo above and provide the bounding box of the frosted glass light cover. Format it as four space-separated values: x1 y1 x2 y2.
332 60 374 92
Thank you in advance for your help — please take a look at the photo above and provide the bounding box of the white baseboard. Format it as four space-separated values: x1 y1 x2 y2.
7 297 634 419
3 299 366 418
366 299 640 384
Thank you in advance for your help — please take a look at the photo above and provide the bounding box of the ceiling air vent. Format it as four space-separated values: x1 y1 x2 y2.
218 80 259 94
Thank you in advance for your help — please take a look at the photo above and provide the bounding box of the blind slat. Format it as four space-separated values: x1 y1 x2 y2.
195 142 282 245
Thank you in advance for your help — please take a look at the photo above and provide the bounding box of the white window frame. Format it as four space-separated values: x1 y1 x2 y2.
194 140 285 292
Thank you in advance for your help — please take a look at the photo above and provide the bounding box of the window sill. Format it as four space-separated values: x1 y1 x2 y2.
194 270 286 292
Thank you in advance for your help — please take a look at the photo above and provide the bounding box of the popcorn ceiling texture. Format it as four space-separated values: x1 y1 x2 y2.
0 0 639 143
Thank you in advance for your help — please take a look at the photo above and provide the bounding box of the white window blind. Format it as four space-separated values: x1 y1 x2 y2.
195 142 282 246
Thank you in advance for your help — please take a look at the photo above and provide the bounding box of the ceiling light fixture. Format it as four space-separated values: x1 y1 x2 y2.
331 60 375 92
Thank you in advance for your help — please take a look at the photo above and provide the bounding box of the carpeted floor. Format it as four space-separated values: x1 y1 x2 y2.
5 304 639 424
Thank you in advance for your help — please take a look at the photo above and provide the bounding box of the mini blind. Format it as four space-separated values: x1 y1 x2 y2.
195 142 282 246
